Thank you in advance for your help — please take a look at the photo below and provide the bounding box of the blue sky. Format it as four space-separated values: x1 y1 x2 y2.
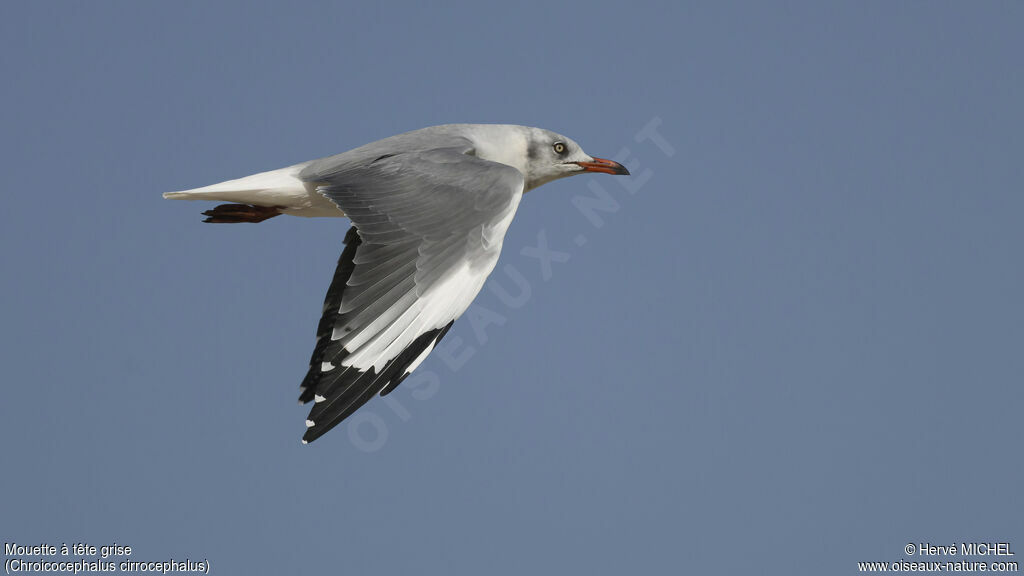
2 2 1021 574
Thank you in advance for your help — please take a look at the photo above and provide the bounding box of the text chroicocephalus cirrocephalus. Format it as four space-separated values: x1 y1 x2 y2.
164 124 629 443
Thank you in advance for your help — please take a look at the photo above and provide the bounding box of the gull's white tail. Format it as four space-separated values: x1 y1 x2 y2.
162 164 343 218
163 165 309 205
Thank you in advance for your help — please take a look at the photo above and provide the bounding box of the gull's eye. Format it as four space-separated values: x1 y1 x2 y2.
553 142 567 155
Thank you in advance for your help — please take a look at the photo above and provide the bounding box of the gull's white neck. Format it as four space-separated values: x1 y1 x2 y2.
466 126 530 177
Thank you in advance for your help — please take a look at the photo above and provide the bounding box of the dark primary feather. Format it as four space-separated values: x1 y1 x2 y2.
297 226 361 404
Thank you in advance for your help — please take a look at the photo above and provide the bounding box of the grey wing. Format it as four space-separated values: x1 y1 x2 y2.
298 147 525 443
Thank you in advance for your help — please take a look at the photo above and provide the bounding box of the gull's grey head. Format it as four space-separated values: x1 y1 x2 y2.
463 125 630 191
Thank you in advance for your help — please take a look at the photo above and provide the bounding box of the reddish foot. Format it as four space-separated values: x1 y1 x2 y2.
202 204 283 223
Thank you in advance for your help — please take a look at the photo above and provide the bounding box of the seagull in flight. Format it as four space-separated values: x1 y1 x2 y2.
164 124 629 443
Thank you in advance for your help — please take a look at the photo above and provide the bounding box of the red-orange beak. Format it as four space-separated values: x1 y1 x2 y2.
574 157 630 175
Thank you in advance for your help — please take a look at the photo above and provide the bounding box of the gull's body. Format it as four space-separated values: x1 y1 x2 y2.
164 124 628 443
